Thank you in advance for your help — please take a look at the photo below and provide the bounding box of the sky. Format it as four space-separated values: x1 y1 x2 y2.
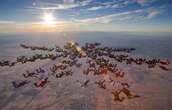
0 0 172 32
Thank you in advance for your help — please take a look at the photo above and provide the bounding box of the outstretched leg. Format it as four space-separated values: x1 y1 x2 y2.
121 88 140 99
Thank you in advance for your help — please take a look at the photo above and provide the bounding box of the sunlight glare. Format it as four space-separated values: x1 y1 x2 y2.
42 12 56 26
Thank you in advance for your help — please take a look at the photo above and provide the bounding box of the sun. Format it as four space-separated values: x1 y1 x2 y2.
42 12 56 26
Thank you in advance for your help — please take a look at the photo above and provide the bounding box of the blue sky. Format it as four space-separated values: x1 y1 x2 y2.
0 0 172 32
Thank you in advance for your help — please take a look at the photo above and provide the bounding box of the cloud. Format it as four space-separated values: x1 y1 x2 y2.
42 0 92 10
134 0 157 5
75 7 161 24
78 0 92 6
86 0 158 11
147 9 160 19
0 21 16 24
76 9 144 24
33 4 78 10
63 0 75 4
119 0 158 6
87 2 121 11
31 0 92 10
88 6 104 11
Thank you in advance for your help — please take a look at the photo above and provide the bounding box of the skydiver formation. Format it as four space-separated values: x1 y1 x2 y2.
20 44 54 51
0 41 171 102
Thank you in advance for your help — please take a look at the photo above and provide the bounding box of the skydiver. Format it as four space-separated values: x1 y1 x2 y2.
159 59 170 65
120 87 140 99
34 78 48 87
36 67 45 73
56 72 64 78
121 82 130 88
23 70 37 78
81 79 90 88
95 80 106 89
115 70 125 78
159 65 170 71
111 91 125 102
12 80 30 88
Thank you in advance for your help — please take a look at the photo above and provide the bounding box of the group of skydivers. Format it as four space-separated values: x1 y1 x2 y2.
83 57 140 102
1 41 171 102
20 44 54 52
0 53 66 67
